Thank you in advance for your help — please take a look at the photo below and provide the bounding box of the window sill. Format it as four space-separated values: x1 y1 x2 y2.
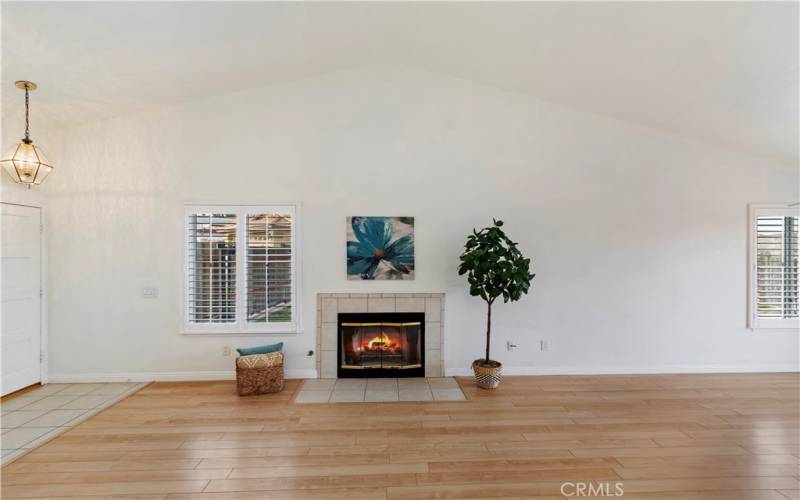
181 330 301 337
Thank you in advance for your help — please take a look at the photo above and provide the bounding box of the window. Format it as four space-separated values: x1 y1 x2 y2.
184 205 299 333
749 204 799 329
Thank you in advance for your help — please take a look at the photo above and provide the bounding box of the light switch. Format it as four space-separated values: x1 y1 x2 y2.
141 286 159 299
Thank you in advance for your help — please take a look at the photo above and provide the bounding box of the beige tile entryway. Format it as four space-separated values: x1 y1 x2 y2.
0 382 145 464
294 377 466 403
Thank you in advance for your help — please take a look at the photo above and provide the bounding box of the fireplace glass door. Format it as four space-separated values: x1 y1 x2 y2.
338 313 424 377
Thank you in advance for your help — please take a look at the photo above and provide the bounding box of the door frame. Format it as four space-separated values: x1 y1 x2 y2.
1 201 47 387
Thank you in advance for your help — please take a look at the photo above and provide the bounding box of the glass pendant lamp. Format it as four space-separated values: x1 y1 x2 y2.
1 81 54 187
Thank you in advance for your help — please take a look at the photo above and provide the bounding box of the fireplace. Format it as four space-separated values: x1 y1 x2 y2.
338 313 425 378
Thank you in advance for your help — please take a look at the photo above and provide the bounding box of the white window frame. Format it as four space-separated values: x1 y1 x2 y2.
183 203 301 335
748 203 799 330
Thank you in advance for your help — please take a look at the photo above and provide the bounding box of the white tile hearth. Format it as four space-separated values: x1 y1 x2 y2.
316 293 445 378
329 390 365 402
333 378 365 390
427 377 460 389
365 389 399 402
398 378 429 389
294 377 466 404
399 389 434 401
366 378 398 390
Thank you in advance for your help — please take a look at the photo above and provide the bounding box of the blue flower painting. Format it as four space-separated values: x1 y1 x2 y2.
347 217 415 280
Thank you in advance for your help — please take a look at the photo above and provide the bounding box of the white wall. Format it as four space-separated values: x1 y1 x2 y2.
35 64 798 381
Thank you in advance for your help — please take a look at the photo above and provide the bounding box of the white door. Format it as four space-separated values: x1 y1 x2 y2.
1 203 42 396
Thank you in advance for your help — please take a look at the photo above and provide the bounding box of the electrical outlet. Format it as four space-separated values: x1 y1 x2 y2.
540 340 549 352
222 345 232 357
506 340 518 351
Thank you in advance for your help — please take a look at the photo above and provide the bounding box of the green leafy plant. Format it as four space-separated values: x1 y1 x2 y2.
458 219 535 366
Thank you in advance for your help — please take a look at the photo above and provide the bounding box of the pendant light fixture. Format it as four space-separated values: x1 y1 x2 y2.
1 81 54 187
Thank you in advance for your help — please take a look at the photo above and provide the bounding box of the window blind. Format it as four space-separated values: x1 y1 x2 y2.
186 213 237 323
184 204 298 333
755 215 798 321
246 212 293 323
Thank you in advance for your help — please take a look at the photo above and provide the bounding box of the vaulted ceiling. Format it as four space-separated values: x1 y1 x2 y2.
3 2 797 164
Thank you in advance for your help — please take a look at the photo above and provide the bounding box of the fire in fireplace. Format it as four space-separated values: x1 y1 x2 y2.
338 312 425 378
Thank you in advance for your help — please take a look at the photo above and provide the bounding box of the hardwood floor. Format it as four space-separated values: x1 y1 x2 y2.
1 373 798 499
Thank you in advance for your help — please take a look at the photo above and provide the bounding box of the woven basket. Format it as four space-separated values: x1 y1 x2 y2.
236 354 285 396
472 360 503 390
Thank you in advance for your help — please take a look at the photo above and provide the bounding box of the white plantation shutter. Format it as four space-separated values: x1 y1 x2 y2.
186 213 237 324
246 212 293 323
185 205 298 333
749 206 799 329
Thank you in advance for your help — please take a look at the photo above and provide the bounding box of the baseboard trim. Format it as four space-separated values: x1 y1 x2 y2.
47 364 798 382
48 369 318 383
445 363 799 377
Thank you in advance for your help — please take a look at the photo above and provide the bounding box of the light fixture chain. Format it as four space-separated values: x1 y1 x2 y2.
24 86 31 142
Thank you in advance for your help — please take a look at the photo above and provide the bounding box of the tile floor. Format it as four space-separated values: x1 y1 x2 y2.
1 382 145 465
295 377 466 403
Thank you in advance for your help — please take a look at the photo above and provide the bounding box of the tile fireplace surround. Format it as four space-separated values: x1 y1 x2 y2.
316 293 445 378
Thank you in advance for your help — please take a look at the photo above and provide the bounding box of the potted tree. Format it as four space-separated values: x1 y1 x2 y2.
458 219 535 389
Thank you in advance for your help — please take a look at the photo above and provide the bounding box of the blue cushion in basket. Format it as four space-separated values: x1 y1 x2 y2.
236 342 283 356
